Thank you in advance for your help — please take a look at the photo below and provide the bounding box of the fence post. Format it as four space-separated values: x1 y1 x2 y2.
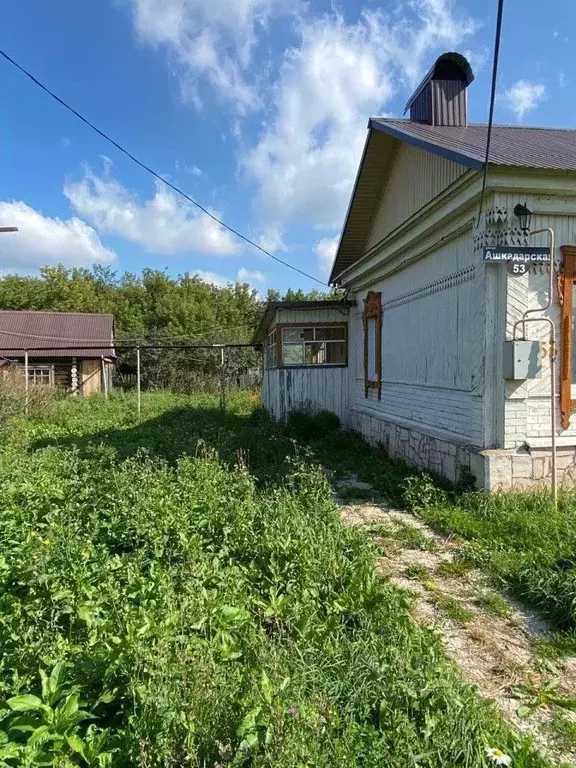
219 346 226 412
136 347 141 417
101 357 108 400
24 350 29 416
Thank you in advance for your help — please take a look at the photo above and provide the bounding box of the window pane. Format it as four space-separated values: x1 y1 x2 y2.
305 342 325 364
29 367 52 385
367 317 377 380
283 344 305 365
315 327 345 341
326 342 346 364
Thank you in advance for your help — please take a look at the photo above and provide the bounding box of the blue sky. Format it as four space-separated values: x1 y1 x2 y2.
0 0 573 293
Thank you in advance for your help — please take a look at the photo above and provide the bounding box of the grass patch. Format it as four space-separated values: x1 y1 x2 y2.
404 564 431 581
474 591 514 620
546 712 576 754
385 522 438 551
422 581 475 624
437 559 474 578
0 392 551 766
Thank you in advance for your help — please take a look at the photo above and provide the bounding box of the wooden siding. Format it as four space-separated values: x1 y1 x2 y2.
276 307 350 325
262 366 348 424
348 228 485 446
365 143 467 252
81 359 102 396
2 357 112 396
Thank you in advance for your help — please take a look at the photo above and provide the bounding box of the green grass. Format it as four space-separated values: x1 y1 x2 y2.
474 591 514 620
0 392 551 766
295 424 576 638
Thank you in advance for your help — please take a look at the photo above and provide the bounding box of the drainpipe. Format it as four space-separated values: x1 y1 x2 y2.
513 227 557 510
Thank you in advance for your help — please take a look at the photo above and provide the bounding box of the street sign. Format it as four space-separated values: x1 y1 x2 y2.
483 246 550 277
483 246 550 263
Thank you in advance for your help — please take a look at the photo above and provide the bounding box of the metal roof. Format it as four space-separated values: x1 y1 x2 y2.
0 311 116 359
330 119 576 283
372 119 576 171
253 300 354 343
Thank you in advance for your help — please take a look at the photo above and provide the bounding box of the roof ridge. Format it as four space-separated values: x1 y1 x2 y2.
373 117 576 133
0 309 113 317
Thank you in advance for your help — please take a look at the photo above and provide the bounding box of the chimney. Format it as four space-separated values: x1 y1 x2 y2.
404 52 474 127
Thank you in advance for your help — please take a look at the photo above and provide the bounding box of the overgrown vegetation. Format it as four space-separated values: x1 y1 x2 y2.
0 393 550 766
299 425 576 637
415 491 576 632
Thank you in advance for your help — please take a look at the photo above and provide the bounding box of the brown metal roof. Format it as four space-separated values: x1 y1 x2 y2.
371 119 576 170
330 119 576 283
0 311 116 359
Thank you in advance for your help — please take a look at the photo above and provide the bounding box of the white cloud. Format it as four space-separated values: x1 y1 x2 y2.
193 267 265 289
237 266 265 285
128 0 291 111
314 236 338 279
64 165 240 256
193 270 230 287
503 80 546 121
175 161 203 176
243 0 475 232
0 200 115 273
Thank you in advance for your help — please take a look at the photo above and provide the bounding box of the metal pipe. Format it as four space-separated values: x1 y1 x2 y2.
136 347 141 416
24 350 29 416
513 316 557 509
0 343 256 352
522 227 555 337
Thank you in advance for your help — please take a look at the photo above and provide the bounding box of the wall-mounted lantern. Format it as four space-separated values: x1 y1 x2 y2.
513 203 533 233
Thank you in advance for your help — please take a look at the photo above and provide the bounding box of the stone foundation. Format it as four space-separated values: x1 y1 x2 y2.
349 408 576 490
349 409 479 485
480 446 576 490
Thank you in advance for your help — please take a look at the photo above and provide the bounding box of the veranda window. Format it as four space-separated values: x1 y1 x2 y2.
28 365 54 386
265 329 277 369
280 325 347 366
363 291 382 400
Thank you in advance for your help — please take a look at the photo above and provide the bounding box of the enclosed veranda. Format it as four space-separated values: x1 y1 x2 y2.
253 300 353 423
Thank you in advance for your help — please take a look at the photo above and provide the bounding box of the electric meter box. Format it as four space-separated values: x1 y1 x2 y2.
503 340 542 380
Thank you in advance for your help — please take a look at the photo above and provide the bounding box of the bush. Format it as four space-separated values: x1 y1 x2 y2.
0 367 59 426
401 473 448 511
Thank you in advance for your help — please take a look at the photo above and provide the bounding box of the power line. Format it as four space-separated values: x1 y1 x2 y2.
476 0 505 228
0 48 328 288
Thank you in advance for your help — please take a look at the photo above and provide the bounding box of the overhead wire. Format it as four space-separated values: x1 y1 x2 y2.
475 0 505 228
0 48 328 287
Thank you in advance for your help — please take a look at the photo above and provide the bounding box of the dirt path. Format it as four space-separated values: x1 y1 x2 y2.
336 478 576 766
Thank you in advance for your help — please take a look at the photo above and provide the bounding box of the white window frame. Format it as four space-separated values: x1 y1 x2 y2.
27 364 55 386
265 329 277 369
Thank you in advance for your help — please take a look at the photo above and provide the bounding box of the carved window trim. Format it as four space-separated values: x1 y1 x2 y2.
559 246 576 429
363 291 382 400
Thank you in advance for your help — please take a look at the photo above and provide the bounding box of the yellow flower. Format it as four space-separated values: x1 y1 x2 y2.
30 530 38 538
43 538 51 547
486 747 513 766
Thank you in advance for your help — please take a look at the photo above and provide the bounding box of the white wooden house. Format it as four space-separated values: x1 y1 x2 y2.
256 52 576 490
